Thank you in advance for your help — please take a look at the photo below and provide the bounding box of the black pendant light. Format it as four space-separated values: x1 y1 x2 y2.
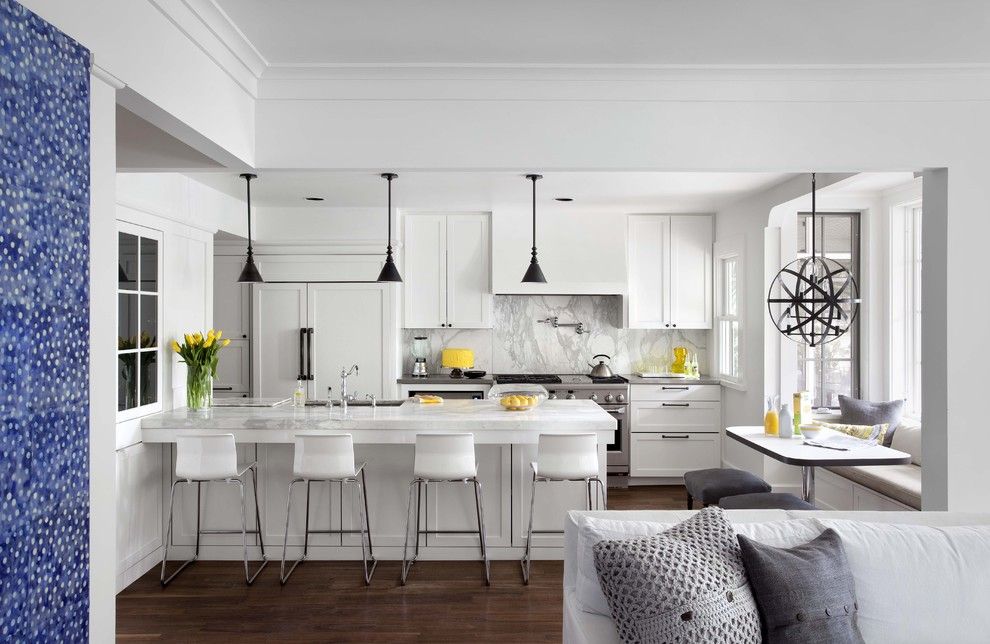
236 172 264 283
767 173 861 346
376 172 402 282
521 173 547 283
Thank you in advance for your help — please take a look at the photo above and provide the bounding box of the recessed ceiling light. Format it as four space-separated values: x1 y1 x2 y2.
554 197 573 202
305 196 324 201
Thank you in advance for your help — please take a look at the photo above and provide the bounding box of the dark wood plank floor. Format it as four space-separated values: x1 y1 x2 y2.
116 485 685 643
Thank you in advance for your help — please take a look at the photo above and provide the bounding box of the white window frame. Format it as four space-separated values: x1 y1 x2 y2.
888 199 923 419
116 221 164 422
714 237 745 390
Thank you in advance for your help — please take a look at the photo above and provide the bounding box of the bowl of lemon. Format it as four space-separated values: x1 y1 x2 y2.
488 384 548 412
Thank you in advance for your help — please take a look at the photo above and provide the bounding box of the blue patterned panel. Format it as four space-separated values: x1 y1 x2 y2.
0 0 90 640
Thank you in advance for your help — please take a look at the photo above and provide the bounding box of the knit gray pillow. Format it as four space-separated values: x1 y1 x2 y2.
838 395 904 446
593 507 761 644
738 529 864 644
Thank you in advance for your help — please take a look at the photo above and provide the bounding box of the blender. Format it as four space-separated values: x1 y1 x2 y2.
411 336 429 377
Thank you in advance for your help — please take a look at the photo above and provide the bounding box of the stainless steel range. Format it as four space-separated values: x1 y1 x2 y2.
493 374 630 482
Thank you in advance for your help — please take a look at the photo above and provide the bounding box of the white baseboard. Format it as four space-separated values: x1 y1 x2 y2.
116 545 163 592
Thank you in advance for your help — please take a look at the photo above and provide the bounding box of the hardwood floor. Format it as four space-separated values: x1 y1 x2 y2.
116 485 685 643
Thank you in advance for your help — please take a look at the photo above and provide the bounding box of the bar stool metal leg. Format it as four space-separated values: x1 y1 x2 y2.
280 478 309 584
473 478 491 586
238 476 269 586
521 470 538 584
400 479 420 585
161 480 202 586
355 469 378 585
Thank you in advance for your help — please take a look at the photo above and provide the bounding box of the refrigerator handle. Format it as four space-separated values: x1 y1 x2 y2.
306 327 315 380
298 328 306 381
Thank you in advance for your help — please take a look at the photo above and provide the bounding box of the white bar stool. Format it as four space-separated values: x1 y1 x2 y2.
401 433 490 585
161 433 269 586
280 433 377 585
521 433 605 584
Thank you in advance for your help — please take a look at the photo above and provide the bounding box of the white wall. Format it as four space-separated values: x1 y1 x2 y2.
89 70 118 644
21 0 255 167
114 173 244 591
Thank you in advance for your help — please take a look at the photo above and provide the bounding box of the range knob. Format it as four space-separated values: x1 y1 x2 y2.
589 393 599 401
604 393 614 403
616 393 626 403
548 393 558 400
565 393 576 400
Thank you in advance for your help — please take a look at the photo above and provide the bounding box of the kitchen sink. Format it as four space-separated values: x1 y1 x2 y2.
304 399 407 407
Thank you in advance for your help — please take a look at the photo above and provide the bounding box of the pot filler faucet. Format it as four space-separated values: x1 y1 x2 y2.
340 364 359 414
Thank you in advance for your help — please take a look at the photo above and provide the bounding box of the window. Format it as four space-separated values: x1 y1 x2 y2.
890 203 922 417
117 223 162 418
795 212 860 408
715 238 744 388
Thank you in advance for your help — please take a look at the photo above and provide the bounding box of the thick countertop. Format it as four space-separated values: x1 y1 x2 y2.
141 399 614 445
622 374 721 386
396 375 493 385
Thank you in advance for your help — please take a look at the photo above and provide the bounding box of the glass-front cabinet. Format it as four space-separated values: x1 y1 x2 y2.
117 223 163 419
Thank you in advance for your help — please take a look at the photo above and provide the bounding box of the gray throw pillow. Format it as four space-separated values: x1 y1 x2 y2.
593 507 761 644
738 529 864 644
838 395 904 446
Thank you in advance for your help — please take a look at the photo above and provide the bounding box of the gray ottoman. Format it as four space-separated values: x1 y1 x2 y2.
683 468 771 509
719 492 815 510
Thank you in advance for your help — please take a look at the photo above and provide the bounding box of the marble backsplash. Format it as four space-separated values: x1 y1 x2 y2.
403 295 707 376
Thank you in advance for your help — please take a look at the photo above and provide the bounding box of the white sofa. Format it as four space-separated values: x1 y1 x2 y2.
563 509 990 644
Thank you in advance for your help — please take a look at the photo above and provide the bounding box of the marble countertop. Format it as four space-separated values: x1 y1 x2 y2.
622 374 721 385
397 375 493 385
141 399 615 445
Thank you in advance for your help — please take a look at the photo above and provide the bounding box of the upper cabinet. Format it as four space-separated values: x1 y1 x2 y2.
403 213 492 328
626 214 713 329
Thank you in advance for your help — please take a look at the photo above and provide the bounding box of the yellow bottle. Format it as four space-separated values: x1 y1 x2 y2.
764 395 780 436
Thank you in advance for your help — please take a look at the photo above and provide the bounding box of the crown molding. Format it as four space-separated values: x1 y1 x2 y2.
146 0 259 97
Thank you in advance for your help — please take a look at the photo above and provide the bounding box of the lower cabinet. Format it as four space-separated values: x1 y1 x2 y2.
629 385 722 479
115 442 165 591
630 433 721 477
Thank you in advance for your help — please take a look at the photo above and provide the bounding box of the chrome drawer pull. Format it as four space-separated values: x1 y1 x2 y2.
662 386 689 390
661 434 690 439
662 402 690 407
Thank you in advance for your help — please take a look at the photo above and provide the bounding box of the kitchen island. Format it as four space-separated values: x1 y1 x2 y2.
141 400 615 562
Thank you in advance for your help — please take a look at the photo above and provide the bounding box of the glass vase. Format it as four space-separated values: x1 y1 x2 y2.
186 363 212 412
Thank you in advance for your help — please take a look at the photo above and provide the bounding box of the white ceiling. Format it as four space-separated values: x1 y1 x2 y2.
211 0 990 67
189 171 792 211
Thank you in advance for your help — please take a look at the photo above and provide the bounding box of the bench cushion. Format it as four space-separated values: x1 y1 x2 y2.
825 464 921 510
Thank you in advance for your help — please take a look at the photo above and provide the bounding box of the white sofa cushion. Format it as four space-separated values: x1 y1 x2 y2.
816 518 990 643
574 515 821 616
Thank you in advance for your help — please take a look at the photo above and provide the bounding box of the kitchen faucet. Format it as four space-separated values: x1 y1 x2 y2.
340 364 359 415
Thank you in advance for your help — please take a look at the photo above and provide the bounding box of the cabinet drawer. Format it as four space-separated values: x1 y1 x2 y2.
630 433 720 477
630 401 720 433
630 383 720 402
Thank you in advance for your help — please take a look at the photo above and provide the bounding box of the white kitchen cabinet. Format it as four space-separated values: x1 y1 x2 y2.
629 383 721 479
403 212 491 329
115 442 164 591
213 255 251 340
426 445 512 547
252 282 395 400
630 433 721 477
626 214 713 329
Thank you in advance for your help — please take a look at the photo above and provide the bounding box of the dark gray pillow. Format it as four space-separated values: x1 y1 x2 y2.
593 507 761 644
838 395 904 446
738 529 863 644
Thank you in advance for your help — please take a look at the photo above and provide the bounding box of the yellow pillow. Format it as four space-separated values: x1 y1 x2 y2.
813 421 888 444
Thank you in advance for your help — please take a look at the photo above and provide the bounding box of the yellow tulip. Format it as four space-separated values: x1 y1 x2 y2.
207 329 216 339
215 330 223 340
193 332 203 343
203 336 214 348
171 340 181 353
222 338 231 347
184 333 194 347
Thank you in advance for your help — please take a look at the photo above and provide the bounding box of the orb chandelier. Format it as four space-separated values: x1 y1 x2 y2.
767 173 861 347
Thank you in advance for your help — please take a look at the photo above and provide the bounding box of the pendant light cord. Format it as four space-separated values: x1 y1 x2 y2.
531 175 537 255
386 174 393 251
811 172 816 261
